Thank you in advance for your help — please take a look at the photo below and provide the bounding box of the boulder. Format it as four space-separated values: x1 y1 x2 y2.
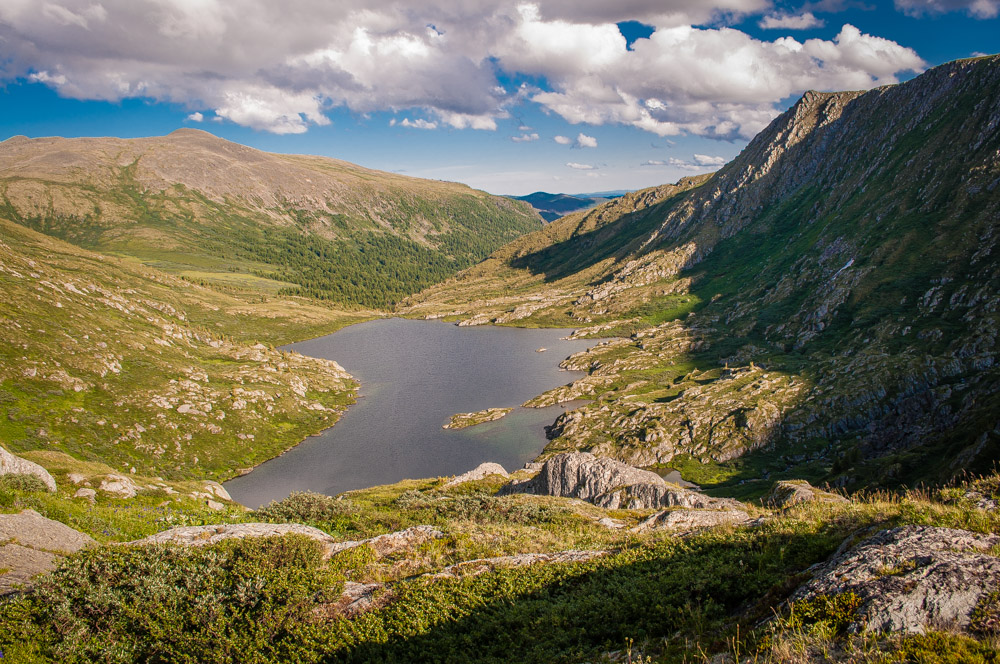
443 462 509 488
0 445 56 492
500 452 741 511
98 474 139 498
0 509 95 594
73 487 97 501
766 480 848 508
202 481 232 501
791 526 1000 634
633 509 751 532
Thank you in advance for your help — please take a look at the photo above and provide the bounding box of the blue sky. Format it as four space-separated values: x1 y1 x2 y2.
0 1 997 195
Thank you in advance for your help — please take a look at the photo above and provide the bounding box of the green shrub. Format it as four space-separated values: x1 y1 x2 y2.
785 591 863 635
0 473 50 493
4 534 339 663
253 491 351 524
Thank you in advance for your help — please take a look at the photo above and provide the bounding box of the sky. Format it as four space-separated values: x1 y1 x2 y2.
0 1 997 196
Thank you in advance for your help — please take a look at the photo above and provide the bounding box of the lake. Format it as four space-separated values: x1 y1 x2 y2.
224 318 600 508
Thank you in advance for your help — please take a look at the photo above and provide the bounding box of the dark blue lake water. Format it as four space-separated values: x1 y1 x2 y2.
224 318 598 508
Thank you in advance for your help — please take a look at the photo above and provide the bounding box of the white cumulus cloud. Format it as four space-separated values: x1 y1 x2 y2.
758 12 824 29
554 135 572 144
511 132 539 142
895 0 999 18
393 118 439 130
692 153 726 166
575 133 598 148
0 1 926 138
567 162 596 170
186 111 204 122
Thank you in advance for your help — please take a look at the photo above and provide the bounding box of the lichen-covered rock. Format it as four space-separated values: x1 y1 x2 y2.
429 549 607 579
766 480 848 508
0 509 95 594
131 523 342 558
791 526 1000 634
328 525 444 558
443 462 509 488
499 452 741 511
98 474 139 498
0 445 56 492
633 509 751 532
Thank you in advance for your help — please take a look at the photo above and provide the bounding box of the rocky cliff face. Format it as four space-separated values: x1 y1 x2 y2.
411 55 1000 489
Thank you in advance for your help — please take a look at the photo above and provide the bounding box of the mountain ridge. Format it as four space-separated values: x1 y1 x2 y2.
406 54 1000 492
0 129 542 307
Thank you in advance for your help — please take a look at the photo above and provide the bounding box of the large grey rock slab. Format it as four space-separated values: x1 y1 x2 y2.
633 509 751 532
0 509 95 552
766 480 848 508
0 445 56 492
429 549 608 579
443 462 509 488
131 522 341 557
328 525 445 557
791 526 1000 634
0 509 95 594
131 523 444 562
500 452 741 511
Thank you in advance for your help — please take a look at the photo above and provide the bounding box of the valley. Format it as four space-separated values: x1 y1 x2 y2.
1 54 998 664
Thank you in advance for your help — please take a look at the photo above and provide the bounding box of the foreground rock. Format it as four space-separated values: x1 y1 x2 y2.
131 523 444 562
633 509 752 532
0 509 95 593
317 548 606 619
443 407 513 429
791 526 1000 634
131 523 343 558
0 445 56 492
443 462 509 488
500 452 741 511
328 525 444 558
766 480 848 508
429 549 607 579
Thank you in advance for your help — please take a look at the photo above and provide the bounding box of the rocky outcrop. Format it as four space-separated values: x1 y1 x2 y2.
98 474 140 498
443 462 509 488
443 408 513 429
0 509 95 594
633 509 751 532
0 445 56 492
766 480 849 508
499 452 741 511
131 523 444 562
315 581 389 619
791 526 1000 634
316 547 607 619
327 525 445 558
429 549 608 580
130 523 342 558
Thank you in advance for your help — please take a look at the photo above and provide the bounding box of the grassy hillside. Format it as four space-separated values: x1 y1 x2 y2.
406 55 1000 494
0 129 542 308
2 458 997 663
0 217 360 480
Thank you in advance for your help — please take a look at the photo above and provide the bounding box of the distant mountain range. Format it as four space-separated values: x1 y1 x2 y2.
0 129 541 308
509 191 623 222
